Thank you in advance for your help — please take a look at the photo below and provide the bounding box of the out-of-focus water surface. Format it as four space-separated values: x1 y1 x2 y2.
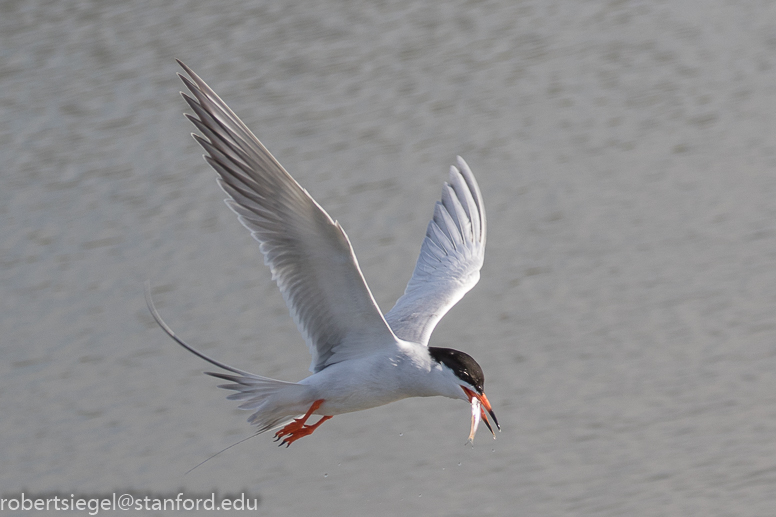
2 1 776 515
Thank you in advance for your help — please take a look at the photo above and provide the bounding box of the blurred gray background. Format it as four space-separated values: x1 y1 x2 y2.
2 1 776 515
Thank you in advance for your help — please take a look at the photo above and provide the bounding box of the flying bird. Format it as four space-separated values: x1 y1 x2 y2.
146 60 499 447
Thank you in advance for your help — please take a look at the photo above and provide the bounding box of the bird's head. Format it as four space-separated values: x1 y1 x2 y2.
428 347 500 443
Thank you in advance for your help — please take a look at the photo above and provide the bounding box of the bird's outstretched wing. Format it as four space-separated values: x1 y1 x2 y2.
385 157 486 346
177 60 396 373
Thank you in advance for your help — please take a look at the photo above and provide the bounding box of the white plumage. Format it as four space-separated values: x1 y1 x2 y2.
146 60 498 447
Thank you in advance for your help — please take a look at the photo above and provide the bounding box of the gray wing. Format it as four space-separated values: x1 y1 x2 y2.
385 157 486 346
177 60 396 373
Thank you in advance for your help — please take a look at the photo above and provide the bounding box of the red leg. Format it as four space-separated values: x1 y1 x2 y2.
274 400 332 447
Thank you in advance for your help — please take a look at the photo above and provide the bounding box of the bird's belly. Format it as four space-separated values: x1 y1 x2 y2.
315 386 409 415
301 357 424 416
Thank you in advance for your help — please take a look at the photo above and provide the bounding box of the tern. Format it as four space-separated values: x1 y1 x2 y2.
147 60 499 447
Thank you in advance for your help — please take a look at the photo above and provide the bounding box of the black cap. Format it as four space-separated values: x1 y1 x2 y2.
428 347 485 394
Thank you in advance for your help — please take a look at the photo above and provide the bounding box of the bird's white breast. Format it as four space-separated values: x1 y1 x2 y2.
298 340 457 415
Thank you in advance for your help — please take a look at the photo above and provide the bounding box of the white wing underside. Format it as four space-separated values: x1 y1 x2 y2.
178 61 396 373
178 62 486 371
385 157 487 346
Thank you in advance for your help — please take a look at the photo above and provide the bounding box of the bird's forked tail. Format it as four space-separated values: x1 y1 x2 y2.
145 281 309 434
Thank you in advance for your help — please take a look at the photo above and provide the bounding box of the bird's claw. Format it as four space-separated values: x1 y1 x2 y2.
274 424 315 447
273 410 332 447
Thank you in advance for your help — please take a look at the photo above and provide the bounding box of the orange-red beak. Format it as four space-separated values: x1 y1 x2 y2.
461 386 500 441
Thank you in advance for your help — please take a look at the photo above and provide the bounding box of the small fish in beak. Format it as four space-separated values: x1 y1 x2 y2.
462 386 499 444
467 397 482 445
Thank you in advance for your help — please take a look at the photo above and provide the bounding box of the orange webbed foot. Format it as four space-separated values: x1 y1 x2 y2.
273 400 332 447
275 415 332 447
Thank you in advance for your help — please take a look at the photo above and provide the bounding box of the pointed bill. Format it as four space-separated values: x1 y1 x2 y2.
461 385 499 444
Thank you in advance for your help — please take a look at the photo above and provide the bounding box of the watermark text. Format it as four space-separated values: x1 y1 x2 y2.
0 491 259 514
